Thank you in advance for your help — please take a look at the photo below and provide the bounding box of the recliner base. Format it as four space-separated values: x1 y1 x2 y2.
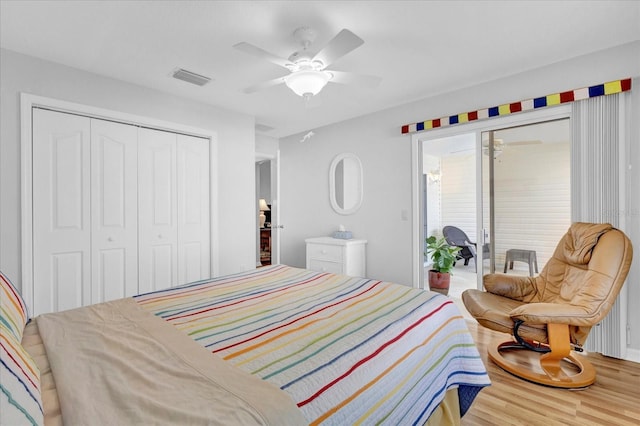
488 338 596 389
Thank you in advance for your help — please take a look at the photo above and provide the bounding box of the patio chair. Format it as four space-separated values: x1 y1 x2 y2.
442 225 488 271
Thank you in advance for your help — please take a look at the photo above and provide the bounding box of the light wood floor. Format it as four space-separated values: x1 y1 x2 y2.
462 320 640 426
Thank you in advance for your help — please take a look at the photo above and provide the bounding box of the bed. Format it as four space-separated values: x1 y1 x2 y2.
2 265 490 425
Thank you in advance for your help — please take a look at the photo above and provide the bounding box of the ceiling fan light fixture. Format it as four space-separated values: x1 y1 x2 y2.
284 70 331 98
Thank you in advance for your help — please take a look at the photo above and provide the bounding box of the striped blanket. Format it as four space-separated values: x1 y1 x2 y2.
135 265 490 425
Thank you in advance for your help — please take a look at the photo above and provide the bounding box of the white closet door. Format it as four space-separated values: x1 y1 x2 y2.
91 119 138 303
177 134 211 284
32 109 91 315
138 128 178 293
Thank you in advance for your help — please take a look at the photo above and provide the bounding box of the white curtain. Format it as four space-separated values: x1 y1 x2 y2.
571 93 627 358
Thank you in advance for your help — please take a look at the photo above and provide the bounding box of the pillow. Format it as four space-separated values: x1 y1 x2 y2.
1 270 28 342
0 330 44 426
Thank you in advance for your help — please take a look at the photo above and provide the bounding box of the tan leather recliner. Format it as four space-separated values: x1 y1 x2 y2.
462 222 633 388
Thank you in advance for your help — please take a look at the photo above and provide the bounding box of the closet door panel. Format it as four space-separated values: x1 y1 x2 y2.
177 134 211 284
138 128 178 293
151 245 174 290
91 119 138 303
32 109 91 315
97 249 126 301
51 252 84 312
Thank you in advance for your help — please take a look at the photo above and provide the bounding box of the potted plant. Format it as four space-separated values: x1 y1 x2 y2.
425 236 461 295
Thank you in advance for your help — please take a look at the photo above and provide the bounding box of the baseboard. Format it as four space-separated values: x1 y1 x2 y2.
625 348 640 363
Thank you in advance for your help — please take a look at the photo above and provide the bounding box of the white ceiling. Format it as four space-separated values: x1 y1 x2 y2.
1 1 638 138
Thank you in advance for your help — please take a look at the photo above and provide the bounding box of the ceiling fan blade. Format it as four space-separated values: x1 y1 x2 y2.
312 29 364 68
233 42 294 69
329 70 381 88
242 76 286 94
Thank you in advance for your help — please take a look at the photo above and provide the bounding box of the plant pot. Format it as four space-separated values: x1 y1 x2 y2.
428 270 450 295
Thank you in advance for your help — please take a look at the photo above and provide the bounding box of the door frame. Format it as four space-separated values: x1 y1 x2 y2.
20 93 219 314
411 104 571 289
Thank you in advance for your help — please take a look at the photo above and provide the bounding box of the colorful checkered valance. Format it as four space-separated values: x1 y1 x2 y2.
401 78 632 134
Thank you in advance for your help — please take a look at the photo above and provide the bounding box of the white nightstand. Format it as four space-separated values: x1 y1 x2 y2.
305 237 367 277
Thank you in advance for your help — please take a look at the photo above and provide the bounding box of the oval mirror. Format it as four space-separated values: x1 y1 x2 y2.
329 153 363 215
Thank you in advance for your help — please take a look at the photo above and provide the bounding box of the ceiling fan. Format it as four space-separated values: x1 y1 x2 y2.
233 27 381 100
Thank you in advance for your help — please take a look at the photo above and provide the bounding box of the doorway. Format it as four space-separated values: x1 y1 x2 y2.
412 106 572 298
422 132 479 312
420 119 571 315
255 153 280 267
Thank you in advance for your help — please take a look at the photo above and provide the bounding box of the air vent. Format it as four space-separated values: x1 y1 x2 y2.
172 68 212 86
255 123 275 133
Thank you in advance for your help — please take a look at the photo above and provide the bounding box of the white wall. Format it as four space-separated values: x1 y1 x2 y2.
0 48 257 292
441 154 477 241
258 162 271 203
279 41 640 349
256 133 279 157
280 119 412 285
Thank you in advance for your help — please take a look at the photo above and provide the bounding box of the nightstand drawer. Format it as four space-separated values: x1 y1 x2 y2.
308 259 343 275
307 244 343 262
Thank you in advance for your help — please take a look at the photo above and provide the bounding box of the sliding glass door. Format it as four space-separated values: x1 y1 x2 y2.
413 105 572 290
481 119 571 278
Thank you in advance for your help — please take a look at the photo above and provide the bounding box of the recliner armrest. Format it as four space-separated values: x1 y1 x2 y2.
484 273 537 302
510 303 594 326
